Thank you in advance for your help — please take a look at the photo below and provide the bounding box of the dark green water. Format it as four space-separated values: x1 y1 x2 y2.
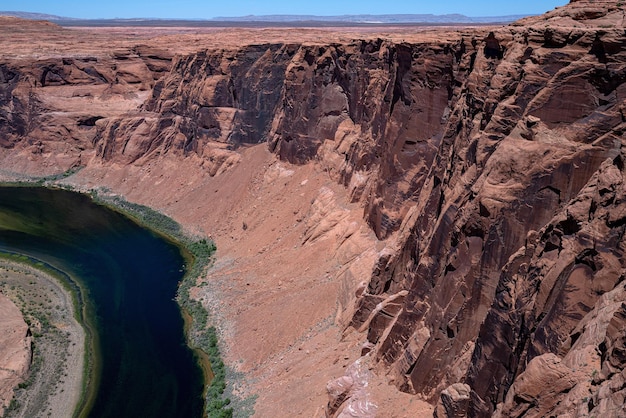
0 186 204 418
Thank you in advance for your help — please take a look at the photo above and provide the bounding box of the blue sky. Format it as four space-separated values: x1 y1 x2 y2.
4 0 568 19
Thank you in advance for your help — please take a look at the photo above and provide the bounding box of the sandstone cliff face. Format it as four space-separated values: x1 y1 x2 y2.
111 36 465 239
347 3 626 416
102 37 446 242
0 21 170 173
2 2 626 417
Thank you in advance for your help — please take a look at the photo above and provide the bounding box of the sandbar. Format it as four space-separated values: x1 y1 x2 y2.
0 259 85 418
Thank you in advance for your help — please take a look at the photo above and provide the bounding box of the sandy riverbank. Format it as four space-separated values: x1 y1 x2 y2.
0 259 85 418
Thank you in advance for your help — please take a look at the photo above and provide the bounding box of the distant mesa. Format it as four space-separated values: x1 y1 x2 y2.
208 13 532 24
0 11 74 20
0 10 532 26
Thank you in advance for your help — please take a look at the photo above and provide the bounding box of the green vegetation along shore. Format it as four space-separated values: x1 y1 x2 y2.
89 191 234 417
0 181 236 417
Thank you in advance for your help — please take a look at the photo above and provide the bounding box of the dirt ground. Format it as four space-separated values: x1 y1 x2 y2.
0 260 85 418
65 145 434 417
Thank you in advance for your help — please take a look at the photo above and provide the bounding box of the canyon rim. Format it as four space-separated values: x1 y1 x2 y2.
1 0 626 417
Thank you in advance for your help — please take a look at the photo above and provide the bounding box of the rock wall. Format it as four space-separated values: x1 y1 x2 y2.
0 29 174 170
346 3 626 416
133 37 464 239
2 1 626 416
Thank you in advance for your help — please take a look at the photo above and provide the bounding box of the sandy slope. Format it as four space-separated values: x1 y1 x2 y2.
65 144 434 417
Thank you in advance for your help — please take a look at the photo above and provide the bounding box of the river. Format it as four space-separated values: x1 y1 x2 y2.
0 186 204 417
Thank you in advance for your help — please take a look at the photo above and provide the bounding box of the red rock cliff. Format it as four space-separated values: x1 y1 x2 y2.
1 1 626 416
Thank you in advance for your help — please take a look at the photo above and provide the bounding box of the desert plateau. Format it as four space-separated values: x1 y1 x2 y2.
1 0 626 417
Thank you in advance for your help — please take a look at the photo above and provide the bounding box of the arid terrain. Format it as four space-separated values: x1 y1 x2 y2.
0 291 30 413
0 261 84 418
1 0 626 417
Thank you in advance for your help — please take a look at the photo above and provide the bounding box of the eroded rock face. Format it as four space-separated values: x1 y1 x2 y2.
2 1 626 416
434 383 471 418
347 3 626 416
128 37 462 239
268 39 457 239
349 4 626 415
0 293 31 413
326 357 378 418
0 19 170 173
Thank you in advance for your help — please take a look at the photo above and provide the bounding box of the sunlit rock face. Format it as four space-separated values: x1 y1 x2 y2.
1 1 626 416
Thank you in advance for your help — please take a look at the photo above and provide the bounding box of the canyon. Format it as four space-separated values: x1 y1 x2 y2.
1 0 626 416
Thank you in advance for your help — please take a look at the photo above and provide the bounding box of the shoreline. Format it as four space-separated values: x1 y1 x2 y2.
91 189 221 414
0 257 87 418
0 182 224 417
